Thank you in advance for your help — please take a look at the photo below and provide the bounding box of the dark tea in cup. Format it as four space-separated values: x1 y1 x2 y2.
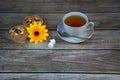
64 15 86 27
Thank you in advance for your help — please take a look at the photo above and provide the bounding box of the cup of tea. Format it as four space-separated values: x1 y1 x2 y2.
63 12 94 38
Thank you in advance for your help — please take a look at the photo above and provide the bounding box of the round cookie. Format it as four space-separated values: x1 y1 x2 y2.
23 15 43 27
9 25 28 39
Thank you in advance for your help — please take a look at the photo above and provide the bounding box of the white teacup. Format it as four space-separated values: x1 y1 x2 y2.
63 12 94 38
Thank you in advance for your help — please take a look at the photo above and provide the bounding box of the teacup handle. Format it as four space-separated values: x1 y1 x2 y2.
87 22 94 30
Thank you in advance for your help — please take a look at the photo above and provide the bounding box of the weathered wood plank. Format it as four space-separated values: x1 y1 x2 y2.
0 50 119 72
0 13 120 29
0 0 120 13
0 73 120 80
0 30 119 49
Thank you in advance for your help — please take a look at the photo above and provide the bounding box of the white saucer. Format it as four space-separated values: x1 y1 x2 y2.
56 22 94 43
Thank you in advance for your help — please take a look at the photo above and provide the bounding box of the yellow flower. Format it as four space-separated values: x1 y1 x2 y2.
27 21 49 44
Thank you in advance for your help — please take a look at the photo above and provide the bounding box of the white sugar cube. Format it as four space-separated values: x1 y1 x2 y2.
50 39 56 44
48 43 54 49
48 39 56 48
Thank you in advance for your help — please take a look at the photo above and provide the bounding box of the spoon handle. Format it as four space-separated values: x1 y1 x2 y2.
57 31 89 40
71 35 89 40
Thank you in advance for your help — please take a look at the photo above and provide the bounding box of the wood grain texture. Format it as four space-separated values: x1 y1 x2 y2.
0 73 120 80
0 13 120 29
0 0 120 13
0 0 120 77
0 30 119 49
0 50 119 72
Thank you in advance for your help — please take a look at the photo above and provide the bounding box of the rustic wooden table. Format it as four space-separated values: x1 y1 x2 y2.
0 0 120 80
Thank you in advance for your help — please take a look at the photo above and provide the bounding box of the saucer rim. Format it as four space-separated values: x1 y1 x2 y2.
56 21 94 43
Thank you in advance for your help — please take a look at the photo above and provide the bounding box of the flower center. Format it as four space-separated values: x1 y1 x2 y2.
34 31 40 36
